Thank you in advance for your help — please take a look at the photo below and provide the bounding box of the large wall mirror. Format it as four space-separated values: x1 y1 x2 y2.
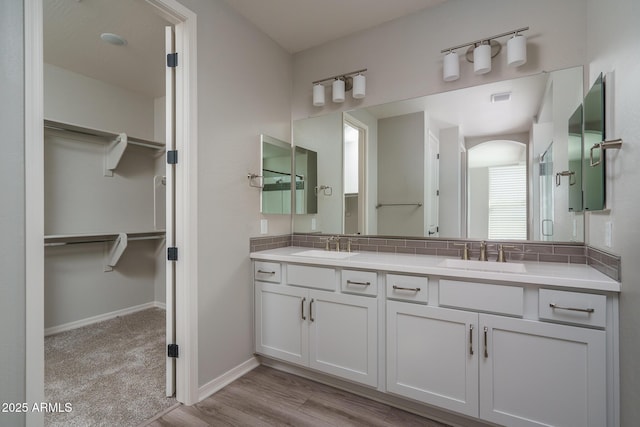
293 66 585 242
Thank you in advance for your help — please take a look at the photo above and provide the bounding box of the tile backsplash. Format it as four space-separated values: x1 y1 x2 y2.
249 234 621 282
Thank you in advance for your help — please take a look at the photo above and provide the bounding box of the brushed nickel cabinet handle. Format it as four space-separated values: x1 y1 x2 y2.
347 280 371 286
257 269 276 275
483 326 488 358
549 303 595 313
392 285 421 292
469 324 474 356
301 297 306 320
310 299 314 322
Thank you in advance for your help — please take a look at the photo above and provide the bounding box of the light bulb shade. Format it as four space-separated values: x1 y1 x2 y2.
443 51 460 82
332 79 345 103
507 34 527 67
312 83 325 106
474 43 492 75
352 74 366 99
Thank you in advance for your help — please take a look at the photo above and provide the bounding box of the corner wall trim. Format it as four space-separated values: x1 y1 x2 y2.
198 357 260 402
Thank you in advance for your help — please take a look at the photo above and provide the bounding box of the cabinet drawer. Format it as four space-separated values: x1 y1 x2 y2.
288 264 336 291
341 270 378 296
254 261 281 283
539 289 606 328
439 280 523 316
386 274 428 303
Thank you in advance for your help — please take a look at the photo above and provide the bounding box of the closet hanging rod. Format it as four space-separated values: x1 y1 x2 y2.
44 231 165 247
376 202 423 209
44 119 165 150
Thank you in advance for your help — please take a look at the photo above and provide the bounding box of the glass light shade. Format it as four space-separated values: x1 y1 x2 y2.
312 83 325 106
352 74 366 99
332 79 345 103
474 43 492 75
507 34 527 67
443 51 460 82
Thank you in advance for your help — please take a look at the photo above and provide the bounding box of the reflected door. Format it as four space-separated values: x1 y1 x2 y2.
343 118 367 234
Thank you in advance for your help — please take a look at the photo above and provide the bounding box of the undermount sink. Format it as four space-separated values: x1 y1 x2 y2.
438 258 527 273
291 249 358 259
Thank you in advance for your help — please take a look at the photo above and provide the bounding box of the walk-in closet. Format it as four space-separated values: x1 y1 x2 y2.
43 1 174 424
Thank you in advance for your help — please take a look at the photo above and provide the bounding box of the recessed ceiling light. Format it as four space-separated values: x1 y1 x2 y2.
491 92 511 103
100 32 127 46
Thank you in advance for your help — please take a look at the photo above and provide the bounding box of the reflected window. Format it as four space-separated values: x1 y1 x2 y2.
468 139 527 240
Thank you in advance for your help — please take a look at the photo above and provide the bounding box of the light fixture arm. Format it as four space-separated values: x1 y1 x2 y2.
440 27 529 53
312 68 368 86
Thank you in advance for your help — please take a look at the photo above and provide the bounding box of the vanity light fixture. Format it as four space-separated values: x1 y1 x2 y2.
441 27 528 82
311 69 367 107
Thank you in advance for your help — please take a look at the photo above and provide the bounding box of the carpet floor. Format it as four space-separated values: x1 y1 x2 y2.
45 308 176 426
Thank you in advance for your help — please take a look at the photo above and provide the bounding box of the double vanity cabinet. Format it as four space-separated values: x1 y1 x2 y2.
251 247 620 427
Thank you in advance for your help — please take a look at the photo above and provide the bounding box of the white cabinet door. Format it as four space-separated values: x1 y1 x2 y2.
255 282 309 366
479 314 607 427
387 301 479 417
309 290 378 387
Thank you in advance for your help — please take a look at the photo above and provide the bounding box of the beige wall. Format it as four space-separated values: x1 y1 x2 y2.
586 0 640 424
292 0 587 120
173 0 293 386
0 1 26 425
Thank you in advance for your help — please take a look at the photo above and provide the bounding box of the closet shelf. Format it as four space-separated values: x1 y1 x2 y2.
44 231 166 247
44 119 165 176
44 119 165 150
45 231 166 272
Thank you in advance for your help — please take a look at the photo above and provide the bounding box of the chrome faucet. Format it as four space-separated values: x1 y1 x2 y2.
325 235 340 251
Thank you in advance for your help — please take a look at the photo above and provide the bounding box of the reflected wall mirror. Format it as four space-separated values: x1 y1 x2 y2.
293 66 585 242
260 134 292 214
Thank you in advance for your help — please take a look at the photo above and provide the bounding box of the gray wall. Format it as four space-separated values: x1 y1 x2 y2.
0 1 26 426
378 112 425 235
586 0 640 424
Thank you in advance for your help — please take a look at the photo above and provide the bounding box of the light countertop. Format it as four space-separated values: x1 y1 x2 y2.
250 246 620 293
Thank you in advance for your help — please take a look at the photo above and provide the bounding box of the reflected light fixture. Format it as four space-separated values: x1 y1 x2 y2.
440 27 528 82
311 68 367 107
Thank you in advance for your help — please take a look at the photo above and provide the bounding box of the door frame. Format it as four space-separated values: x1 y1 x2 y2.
24 1 199 425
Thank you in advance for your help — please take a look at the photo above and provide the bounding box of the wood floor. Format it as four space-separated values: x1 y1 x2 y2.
145 365 450 427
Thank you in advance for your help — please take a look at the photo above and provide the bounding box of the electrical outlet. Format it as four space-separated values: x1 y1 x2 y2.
260 219 268 235
311 217 317 231
605 221 612 247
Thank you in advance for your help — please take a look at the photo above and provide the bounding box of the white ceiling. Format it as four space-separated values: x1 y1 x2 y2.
44 0 171 98
44 0 448 99
222 0 448 53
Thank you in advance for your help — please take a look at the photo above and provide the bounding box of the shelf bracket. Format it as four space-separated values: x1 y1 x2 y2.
104 233 128 272
104 133 128 176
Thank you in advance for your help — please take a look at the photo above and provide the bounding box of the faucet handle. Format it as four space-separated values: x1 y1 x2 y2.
453 242 470 260
497 244 519 262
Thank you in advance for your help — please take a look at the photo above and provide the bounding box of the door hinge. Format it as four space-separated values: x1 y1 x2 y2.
436 189 440 196
168 344 179 358
167 150 178 165
167 53 178 68
168 247 178 261
436 153 440 159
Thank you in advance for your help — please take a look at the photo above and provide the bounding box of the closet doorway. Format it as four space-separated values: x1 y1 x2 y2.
42 0 178 423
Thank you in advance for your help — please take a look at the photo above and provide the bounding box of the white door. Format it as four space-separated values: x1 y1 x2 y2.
255 283 309 366
309 291 377 387
165 26 176 397
387 301 478 417
479 314 607 427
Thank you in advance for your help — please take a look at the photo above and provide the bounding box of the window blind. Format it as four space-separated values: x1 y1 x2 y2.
488 165 527 240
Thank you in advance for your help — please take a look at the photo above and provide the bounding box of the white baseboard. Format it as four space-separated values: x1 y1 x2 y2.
154 301 167 310
45 301 165 336
198 356 260 402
